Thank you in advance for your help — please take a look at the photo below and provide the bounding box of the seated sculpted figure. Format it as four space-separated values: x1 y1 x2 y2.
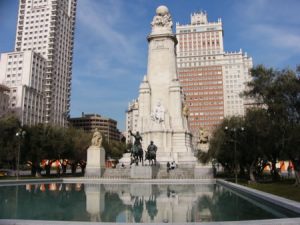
199 128 209 144
91 128 103 147
151 101 165 123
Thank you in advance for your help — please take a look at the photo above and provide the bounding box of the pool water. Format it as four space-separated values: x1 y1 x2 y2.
0 183 298 223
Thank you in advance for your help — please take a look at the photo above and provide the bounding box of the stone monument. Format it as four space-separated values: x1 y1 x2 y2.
137 5 197 165
85 128 105 177
119 5 213 178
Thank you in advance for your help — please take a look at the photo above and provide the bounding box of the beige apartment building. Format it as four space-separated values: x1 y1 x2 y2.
69 113 121 142
0 0 77 126
0 84 10 118
0 51 45 125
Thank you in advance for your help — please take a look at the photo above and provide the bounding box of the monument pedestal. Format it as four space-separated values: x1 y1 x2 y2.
85 146 105 177
130 164 153 179
194 163 214 179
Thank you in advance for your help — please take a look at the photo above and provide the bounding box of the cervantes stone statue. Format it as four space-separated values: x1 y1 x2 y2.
85 128 105 177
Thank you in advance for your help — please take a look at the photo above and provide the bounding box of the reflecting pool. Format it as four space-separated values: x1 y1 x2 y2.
0 183 299 223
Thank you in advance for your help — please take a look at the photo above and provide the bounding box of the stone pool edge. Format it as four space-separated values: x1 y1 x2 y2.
217 179 300 214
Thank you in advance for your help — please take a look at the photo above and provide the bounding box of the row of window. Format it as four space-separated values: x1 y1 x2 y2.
178 31 220 38
190 116 223 121
25 19 49 24
183 85 223 91
189 110 223 115
177 50 223 56
23 29 48 35
178 61 220 68
226 100 244 104
178 56 218 63
179 40 220 46
189 105 223 111
7 61 23 65
190 120 219 126
179 66 222 71
188 100 223 105
8 55 22 59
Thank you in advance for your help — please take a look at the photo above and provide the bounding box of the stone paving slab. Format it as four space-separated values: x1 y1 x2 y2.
1 218 300 225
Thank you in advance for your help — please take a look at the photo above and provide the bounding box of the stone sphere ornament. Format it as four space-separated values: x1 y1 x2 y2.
156 5 169 16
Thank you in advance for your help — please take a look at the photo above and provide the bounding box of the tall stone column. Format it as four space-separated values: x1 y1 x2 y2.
137 6 196 165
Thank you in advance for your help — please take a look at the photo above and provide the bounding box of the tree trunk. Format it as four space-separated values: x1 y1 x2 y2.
271 160 279 181
249 161 257 183
31 165 36 176
291 159 300 187
79 161 86 175
71 163 76 175
295 171 300 186
239 165 246 177
62 164 67 174
31 161 41 177
45 165 51 176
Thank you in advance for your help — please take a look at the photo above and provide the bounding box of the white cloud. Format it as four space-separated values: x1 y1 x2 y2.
249 24 300 52
76 0 146 69
234 0 300 67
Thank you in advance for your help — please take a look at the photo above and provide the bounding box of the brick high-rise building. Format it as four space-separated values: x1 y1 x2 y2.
176 12 252 136
0 0 77 126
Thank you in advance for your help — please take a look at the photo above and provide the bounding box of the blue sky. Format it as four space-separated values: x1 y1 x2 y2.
0 0 299 131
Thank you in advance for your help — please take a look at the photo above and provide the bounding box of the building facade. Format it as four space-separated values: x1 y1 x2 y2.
176 12 252 136
0 51 45 125
69 113 121 142
125 99 139 143
0 84 10 118
0 0 77 126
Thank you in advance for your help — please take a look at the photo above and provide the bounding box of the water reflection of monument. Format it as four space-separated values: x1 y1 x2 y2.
100 183 214 223
23 183 214 222
84 184 104 222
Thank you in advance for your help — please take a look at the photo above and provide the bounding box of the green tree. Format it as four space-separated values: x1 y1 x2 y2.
0 115 20 169
244 64 300 183
64 127 91 174
203 116 245 175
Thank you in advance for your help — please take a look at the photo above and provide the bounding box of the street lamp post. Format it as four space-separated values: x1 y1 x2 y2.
16 129 26 180
225 126 244 184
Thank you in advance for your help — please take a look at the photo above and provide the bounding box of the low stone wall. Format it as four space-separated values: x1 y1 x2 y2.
217 179 300 214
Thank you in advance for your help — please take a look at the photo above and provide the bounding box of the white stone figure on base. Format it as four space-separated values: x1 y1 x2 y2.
85 128 105 177
91 128 103 147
